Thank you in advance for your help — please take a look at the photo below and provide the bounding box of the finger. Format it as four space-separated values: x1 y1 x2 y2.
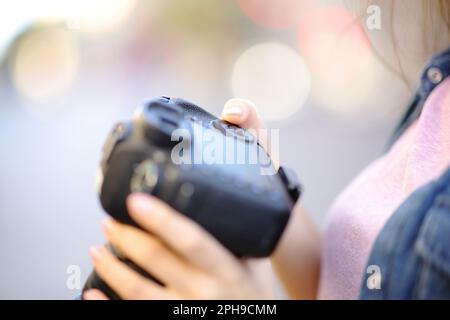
222 98 266 132
127 193 243 278
221 98 280 168
103 218 196 288
90 245 171 300
222 98 269 147
83 289 109 300
242 258 275 297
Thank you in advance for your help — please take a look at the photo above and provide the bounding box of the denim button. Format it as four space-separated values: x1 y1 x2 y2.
427 67 443 84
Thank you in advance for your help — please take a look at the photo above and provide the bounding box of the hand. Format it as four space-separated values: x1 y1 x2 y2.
84 193 275 300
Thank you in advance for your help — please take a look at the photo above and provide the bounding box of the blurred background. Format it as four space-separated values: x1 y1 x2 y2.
0 0 413 299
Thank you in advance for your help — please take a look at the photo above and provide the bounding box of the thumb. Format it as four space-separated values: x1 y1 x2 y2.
221 98 278 168
222 98 266 132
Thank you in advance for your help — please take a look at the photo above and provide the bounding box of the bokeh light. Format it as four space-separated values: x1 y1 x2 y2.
236 0 313 29
11 27 80 103
65 0 137 36
297 6 371 84
0 0 136 46
231 42 311 121
296 6 384 117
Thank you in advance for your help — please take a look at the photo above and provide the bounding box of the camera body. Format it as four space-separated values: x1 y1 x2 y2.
83 96 301 298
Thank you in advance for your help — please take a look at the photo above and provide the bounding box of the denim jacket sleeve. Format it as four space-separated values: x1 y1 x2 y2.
360 166 450 299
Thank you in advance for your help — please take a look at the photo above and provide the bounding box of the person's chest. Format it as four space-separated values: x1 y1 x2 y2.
318 78 450 299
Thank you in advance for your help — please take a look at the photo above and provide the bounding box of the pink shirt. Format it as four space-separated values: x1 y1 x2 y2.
318 78 450 299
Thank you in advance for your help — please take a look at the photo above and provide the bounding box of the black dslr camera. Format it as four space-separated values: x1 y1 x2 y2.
83 96 301 299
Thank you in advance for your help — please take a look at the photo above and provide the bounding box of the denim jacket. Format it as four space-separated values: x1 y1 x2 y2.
360 48 450 300
360 167 450 299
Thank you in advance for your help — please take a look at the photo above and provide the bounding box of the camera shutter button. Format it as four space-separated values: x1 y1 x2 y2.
211 119 228 135
211 119 255 143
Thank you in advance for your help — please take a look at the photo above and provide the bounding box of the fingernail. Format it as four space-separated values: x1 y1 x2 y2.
89 246 104 260
102 218 114 236
223 106 243 116
128 193 153 217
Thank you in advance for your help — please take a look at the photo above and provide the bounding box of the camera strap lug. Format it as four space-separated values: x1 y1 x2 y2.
277 166 302 203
